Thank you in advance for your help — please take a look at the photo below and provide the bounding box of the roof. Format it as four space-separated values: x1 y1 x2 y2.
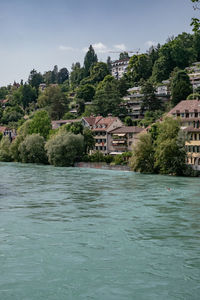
169 100 200 114
182 126 200 133
51 119 81 129
110 126 143 134
0 126 9 133
83 116 120 131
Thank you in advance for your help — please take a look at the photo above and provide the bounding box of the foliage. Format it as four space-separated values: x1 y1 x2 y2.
141 81 162 112
1 106 24 124
83 128 95 154
76 84 95 102
124 116 133 126
62 112 77 120
130 133 155 173
28 110 52 139
139 110 164 127
12 84 37 109
38 85 68 119
83 45 98 77
0 86 8 100
154 118 187 175
57 68 69 84
10 135 24 162
119 52 129 60
45 132 84 167
70 62 85 89
186 92 200 99
171 70 192 106
127 54 152 84
0 137 12 162
92 75 122 116
18 134 47 164
89 151 105 162
28 69 43 93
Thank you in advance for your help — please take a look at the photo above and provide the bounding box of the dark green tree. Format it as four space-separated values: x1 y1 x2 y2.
141 81 162 112
38 85 68 119
119 52 129 60
76 84 95 102
28 69 43 93
171 70 192 106
83 45 98 77
57 68 69 84
127 54 152 84
70 62 85 89
92 75 122 116
106 56 112 74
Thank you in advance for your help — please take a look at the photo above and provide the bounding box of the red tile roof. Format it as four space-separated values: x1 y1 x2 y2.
110 126 143 134
169 100 200 114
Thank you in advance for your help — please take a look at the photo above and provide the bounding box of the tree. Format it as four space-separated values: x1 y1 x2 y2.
119 52 129 60
0 137 12 162
127 54 152 84
76 84 95 102
1 106 24 124
171 70 192 106
12 84 37 109
92 75 122 116
141 81 162 112
28 110 52 139
57 68 69 84
19 134 47 164
28 69 43 93
45 132 84 166
187 92 200 99
38 85 68 119
124 116 133 126
83 128 95 154
191 0 200 32
106 56 112 74
154 117 187 175
70 62 85 89
130 133 155 173
83 45 98 77
89 62 109 84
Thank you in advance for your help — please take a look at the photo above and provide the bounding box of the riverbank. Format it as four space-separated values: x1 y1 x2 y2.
74 162 131 171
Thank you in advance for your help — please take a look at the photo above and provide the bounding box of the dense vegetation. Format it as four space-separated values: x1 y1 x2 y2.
0 20 200 173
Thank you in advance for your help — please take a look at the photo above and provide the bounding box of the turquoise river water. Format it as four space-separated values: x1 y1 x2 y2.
0 162 200 300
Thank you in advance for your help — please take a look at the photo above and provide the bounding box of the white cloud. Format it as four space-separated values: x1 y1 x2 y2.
113 44 126 51
145 41 157 48
59 45 74 51
82 42 108 53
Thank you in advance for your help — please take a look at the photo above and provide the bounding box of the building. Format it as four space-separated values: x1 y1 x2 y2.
0 126 16 141
82 116 123 154
169 99 200 170
107 126 143 154
111 58 129 79
122 81 170 122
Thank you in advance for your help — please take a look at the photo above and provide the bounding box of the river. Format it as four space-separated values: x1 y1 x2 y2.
0 162 200 300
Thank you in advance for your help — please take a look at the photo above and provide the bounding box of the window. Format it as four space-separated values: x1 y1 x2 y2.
195 112 198 118
194 134 197 140
129 133 133 138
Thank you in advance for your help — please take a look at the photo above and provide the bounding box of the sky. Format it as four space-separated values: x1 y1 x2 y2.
0 0 199 86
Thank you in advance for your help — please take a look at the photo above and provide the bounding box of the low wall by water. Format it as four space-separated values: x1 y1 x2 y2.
74 162 131 171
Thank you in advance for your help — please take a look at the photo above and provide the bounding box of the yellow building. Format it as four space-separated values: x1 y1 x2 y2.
169 99 200 170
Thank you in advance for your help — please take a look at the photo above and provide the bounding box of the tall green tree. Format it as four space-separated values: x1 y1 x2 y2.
13 84 37 109
57 68 69 84
119 52 129 60
28 69 43 93
70 62 85 89
38 85 68 119
92 75 122 116
83 45 98 77
171 70 192 106
141 81 162 112
127 54 152 84
76 84 95 102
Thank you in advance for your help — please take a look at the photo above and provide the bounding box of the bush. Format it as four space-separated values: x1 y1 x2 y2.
0 137 13 162
45 132 84 167
89 151 105 162
19 134 47 164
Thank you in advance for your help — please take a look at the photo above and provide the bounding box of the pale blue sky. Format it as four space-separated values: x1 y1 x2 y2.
0 0 198 86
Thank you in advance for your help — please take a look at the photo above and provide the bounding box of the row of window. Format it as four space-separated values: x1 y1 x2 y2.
95 146 106 151
176 112 200 118
186 145 200 153
94 132 106 136
189 133 200 140
95 139 106 143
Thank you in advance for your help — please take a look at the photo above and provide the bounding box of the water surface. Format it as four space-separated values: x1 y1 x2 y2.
0 162 200 300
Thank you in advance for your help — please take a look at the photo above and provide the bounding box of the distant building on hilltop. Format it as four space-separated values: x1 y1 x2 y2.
111 58 129 79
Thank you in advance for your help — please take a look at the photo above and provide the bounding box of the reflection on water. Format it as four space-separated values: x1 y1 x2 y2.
0 162 200 300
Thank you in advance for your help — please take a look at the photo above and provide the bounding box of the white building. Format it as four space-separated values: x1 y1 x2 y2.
111 58 129 79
